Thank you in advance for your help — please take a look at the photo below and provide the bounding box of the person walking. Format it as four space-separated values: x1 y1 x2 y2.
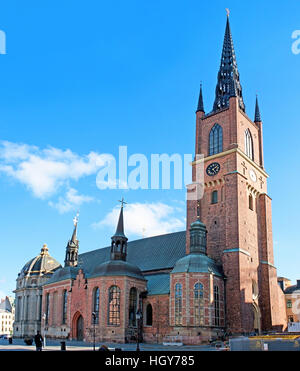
34 331 44 351
98 344 110 351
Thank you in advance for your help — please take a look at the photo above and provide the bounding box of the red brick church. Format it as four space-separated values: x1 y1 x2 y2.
13 15 287 344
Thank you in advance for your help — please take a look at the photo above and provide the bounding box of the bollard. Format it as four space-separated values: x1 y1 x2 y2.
60 341 66 351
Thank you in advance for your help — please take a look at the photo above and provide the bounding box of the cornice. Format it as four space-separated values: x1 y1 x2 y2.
193 147 269 179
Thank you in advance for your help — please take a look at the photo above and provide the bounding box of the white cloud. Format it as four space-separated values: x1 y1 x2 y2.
0 140 112 199
94 202 185 238
49 187 94 214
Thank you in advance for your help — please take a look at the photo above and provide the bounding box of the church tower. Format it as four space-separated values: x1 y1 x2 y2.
187 13 287 334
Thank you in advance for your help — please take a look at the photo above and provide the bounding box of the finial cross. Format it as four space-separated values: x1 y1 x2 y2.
73 211 79 226
118 197 128 208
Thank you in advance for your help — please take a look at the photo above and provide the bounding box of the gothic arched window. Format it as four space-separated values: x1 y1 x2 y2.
129 287 137 327
245 129 254 160
62 290 68 324
146 304 153 326
92 287 100 324
108 286 121 326
175 283 182 326
249 194 254 211
214 285 220 326
209 124 223 156
194 283 204 326
211 190 218 204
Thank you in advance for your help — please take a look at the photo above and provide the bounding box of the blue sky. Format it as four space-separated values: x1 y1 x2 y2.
0 0 299 298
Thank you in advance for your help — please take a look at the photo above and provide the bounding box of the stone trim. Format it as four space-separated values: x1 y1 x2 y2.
260 260 276 269
223 248 251 257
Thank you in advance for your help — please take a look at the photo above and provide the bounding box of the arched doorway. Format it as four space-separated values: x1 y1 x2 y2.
77 315 84 340
72 312 84 341
252 304 261 334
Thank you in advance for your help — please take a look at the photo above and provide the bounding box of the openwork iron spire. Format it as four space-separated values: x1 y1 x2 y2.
212 14 245 113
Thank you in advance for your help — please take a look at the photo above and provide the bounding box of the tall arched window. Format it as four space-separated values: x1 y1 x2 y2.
62 290 68 324
194 283 204 326
175 283 182 326
214 285 220 326
245 129 254 160
146 304 153 326
52 292 58 325
209 124 223 155
249 194 254 211
92 287 100 324
108 286 121 325
211 190 218 204
129 287 137 327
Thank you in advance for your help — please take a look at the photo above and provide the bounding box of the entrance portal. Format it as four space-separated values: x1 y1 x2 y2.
72 312 84 341
77 315 84 340
252 304 261 334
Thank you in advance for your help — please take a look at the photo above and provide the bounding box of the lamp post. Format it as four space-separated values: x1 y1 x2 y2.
42 313 46 348
136 309 142 351
92 312 96 351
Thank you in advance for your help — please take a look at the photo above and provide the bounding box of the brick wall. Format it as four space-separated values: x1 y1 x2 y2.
187 96 286 335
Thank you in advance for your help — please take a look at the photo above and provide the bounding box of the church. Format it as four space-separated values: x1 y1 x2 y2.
13 15 287 344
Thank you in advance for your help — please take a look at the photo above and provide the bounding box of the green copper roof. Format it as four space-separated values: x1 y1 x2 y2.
144 273 170 295
90 260 145 280
80 230 186 274
45 231 186 285
171 253 223 277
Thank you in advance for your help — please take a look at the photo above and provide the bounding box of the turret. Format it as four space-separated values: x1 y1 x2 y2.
64 213 79 267
110 198 128 261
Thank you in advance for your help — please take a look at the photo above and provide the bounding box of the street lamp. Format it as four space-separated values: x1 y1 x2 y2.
42 313 46 348
136 309 142 351
92 312 96 351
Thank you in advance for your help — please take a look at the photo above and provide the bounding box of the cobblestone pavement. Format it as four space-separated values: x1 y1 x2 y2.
0 338 215 351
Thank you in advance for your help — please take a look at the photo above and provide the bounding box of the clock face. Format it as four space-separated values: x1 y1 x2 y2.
249 169 257 182
206 162 221 176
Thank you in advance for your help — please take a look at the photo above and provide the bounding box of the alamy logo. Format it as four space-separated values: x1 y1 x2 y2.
95 146 205 201
291 30 300 55
0 30 6 54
